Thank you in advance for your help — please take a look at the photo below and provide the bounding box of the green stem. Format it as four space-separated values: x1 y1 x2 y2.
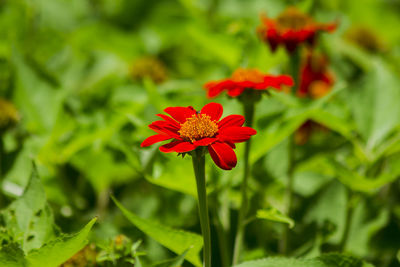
232 102 255 265
192 149 211 267
280 135 295 254
212 197 230 267
0 134 4 179
290 48 301 94
339 189 355 252
280 48 300 254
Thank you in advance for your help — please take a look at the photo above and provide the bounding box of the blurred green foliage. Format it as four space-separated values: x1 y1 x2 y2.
0 0 400 266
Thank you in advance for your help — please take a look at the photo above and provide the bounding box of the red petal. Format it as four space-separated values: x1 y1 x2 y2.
219 126 257 143
164 106 196 124
141 134 172 147
227 87 245 97
262 75 294 90
218 115 245 129
208 142 237 170
149 121 181 138
201 102 223 121
193 138 217 147
160 140 196 153
204 80 236 98
156 114 180 127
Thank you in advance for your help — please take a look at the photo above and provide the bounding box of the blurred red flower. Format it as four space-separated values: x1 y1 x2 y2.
298 52 334 98
141 103 256 170
257 7 337 53
295 52 334 145
204 68 293 98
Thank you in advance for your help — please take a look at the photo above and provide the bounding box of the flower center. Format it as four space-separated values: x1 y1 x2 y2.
231 68 264 83
179 114 218 142
276 7 311 31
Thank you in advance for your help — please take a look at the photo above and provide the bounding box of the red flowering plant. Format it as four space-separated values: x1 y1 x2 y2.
295 51 335 145
257 7 337 53
298 51 334 98
204 68 293 264
204 68 293 99
141 102 256 267
141 102 256 170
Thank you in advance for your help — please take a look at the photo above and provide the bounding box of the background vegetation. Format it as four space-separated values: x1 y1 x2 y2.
0 0 400 266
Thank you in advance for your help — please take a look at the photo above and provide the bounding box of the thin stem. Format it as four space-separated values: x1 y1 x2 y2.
280 48 300 254
232 102 255 265
290 48 301 94
0 135 4 179
339 189 355 251
280 135 295 254
212 196 230 267
192 149 211 267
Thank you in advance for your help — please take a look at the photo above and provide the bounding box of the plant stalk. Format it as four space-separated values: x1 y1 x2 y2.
280 135 295 254
339 189 355 251
192 149 211 267
232 102 255 265
280 48 300 254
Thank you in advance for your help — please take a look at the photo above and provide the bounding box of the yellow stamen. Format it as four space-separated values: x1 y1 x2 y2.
276 7 311 31
231 68 264 83
179 114 218 143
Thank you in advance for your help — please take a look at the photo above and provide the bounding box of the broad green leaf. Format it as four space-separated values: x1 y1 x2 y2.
305 181 347 244
330 160 400 193
71 149 138 193
333 39 372 72
346 59 400 150
256 208 294 228
317 253 373 267
0 243 27 267
112 196 202 267
146 156 197 197
250 111 308 164
186 23 241 67
2 164 56 252
234 254 371 267
151 248 189 267
26 218 97 267
346 200 389 256
309 110 354 140
12 49 65 133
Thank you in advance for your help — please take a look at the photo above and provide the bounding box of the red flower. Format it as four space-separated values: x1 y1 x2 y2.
204 68 293 98
295 52 334 144
298 52 334 98
141 103 257 170
257 7 337 53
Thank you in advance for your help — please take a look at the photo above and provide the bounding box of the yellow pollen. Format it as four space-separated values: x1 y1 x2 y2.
276 7 311 31
179 114 218 142
231 68 264 83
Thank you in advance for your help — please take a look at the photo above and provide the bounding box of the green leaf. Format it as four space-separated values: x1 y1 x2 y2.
234 254 372 267
26 218 97 267
186 23 241 67
346 59 400 150
112 196 202 267
151 248 189 267
0 243 28 267
2 164 56 252
146 156 197 197
250 111 308 164
256 208 295 228
330 160 400 193
346 200 389 256
233 257 323 267
305 181 347 244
